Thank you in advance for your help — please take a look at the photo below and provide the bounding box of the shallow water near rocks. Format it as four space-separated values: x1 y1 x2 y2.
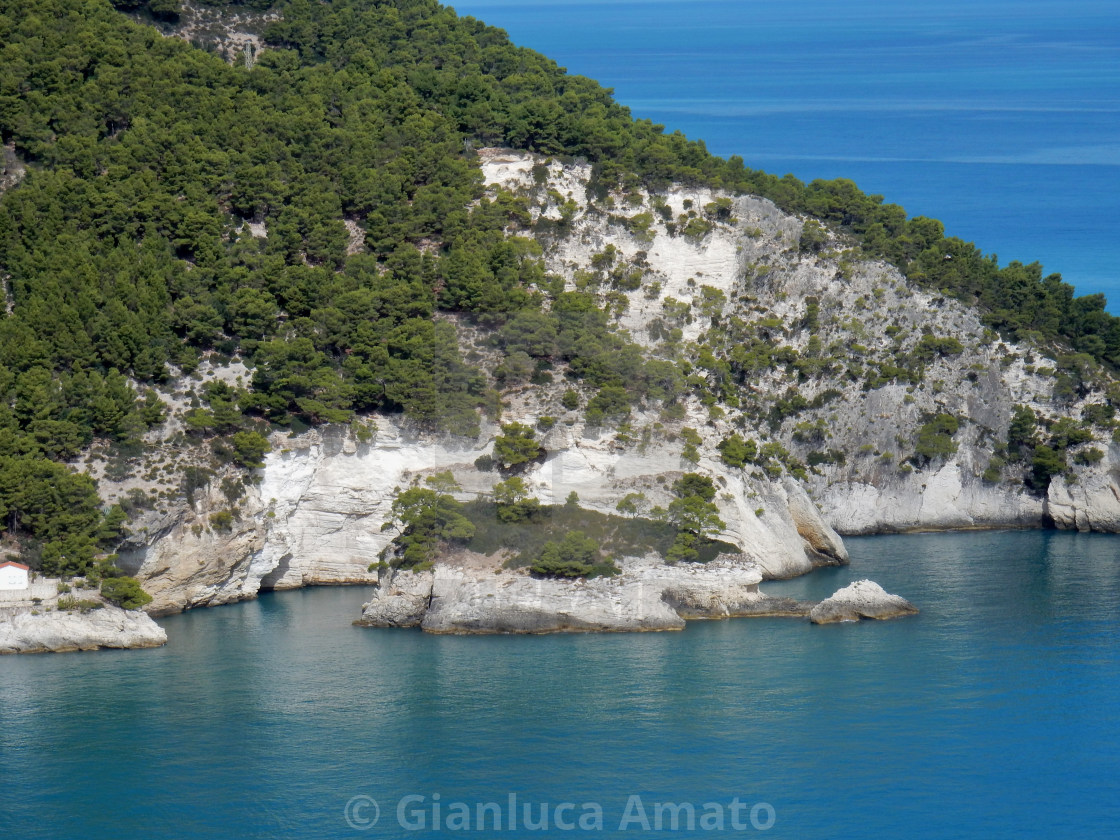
2 530 1119 838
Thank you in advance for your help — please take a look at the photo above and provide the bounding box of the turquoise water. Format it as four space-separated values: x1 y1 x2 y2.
452 0 1120 307
2 531 1120 838
3 11 1120 835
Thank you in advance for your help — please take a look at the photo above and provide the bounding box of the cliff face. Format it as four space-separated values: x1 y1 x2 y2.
1045 457 1120 531
478 150 1119 536
122 418 846 615
114 150 1120 614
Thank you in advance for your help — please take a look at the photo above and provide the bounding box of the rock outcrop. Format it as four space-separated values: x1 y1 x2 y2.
1046 460 1120 532
481 149 1120 538
815 463 1044 534
358 553 811 634
0 606 167 654
119 415 848 615
809 580 918 624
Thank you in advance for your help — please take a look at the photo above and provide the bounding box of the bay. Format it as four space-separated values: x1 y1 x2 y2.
450 0 1120 307
2 531 1119 838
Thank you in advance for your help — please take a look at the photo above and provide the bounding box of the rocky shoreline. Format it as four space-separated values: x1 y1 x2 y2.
356 552 915 635
0 605 167 654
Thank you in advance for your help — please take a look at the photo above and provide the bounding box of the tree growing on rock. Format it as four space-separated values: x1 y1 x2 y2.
530 530 619 579
493 422 542 469
493 476 542 523
100 576 153 611
665 473 725 564
911 414 960 465
382 475 475 569
717 433 757 468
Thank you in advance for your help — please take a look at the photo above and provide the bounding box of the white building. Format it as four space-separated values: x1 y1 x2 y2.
0 561 30 590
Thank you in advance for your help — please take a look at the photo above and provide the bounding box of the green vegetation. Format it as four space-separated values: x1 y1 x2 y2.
99 575 153 610
679 427 702 463
492 476 542 523
913 334 965 361
615 492 647 516
529 530 619 579
381 474 475 569
464 497 737 569
982 456 1005 483
0 0 1117 569
1003 404 1101 491
912 414 960 464
492 423 542 470
665 473 726 564
1029 445 1066 491
57 595 103 613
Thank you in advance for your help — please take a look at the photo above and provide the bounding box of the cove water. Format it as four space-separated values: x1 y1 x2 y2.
2 531 1120 838
452 0 1120 308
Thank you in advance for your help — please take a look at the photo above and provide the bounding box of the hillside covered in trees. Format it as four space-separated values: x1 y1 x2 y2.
0 0 1117 575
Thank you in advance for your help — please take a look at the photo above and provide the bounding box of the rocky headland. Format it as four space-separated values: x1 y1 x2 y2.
357 552 921 634
0 579 167 654
0 603 166 654
94 150 1120 626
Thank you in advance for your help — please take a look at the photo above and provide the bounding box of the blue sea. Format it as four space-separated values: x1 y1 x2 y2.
2 532 1120 838
453 0 1120 308
3 4 1120 839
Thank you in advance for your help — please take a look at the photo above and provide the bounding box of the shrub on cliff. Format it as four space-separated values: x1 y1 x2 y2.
665 474 726 564
493 423 542 469
493 477 542 523
100 576 154 611
230 431 272 470
912 414 960 464
1029 445 1066 491
530 531 618 579
382 482 475 569
717 433 757 468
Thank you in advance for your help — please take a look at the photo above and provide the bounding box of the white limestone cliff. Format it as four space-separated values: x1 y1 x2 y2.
479 149 1120 538
122 416 848 615
1045 447 1120 531
110 150 1120 619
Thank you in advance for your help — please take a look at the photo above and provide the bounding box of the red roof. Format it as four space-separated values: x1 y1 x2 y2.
0 561 29 571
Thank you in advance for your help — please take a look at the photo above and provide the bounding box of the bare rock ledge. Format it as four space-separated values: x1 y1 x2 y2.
0 606 168 654
357 553 813 635
809 580 918 624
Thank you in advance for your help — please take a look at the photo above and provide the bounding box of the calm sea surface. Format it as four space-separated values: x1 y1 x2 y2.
2 531 1119 838
2 5 1120 838
452 0 1120 307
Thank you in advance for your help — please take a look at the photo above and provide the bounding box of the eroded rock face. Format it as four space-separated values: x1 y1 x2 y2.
358 553 811 635
1046 455 1120 531
125 415 847 614
0 606 167 654
357 568 432 628
809 580 918 624
816 463 1044 535
479 149 1120 538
